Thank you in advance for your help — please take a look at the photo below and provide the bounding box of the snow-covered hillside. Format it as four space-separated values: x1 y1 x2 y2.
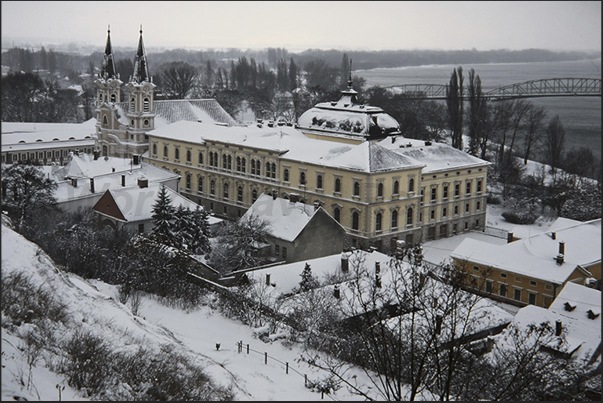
1 217 376 401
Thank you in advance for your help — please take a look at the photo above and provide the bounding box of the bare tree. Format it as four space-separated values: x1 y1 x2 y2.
522 105 547 164
545 114 566 186
156 61 199 99
505 99 532 164
445 66 464 150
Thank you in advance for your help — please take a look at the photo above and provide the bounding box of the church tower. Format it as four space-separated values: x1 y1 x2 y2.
94 26 154 159
124 26 156 153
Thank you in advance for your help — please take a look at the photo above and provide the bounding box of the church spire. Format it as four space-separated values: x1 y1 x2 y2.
99 25 117 79
131 25 150 83
347 58 353 89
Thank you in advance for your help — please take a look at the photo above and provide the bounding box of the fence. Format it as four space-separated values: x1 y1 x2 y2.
235 340 338 400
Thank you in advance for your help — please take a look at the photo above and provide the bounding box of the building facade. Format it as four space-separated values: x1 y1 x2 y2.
144 81 490 253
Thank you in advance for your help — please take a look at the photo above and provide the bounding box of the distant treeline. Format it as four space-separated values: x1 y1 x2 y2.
2 45 599 77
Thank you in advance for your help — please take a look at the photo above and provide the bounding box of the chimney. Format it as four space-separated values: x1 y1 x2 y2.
133 154 139 165
333 285 340 299
507 232 514 243
121 175 126 187
272 190 277 200
551 232 556 240
375 261 381 274
71 178 78 187
265 273 271 286
556 241 565 264
89 178 95 193
341 253 349 272
138 178 148 188
555 320 562 336
93 150 99 160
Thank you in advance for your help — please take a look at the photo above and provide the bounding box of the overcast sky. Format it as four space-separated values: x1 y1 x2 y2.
2 1 601 52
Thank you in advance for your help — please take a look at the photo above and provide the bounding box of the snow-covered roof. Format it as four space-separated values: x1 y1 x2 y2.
242 193 324 242
52 160 180 204
96 184 201 223
1 119 96 150
117 99 237 128
297 86 401 139
511 282 601 364
53 153 143 180
148 120 425 173
450 218 602 284
379 136 490 173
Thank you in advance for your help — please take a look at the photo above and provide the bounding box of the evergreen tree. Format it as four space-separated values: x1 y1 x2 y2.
298 263 319 292
151 185 175 244
446 66 464 150
288 58 298 91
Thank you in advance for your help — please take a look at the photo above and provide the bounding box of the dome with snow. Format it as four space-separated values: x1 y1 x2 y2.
297 80 401 141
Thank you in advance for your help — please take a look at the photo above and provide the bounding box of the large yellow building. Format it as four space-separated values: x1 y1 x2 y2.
143 81 490 253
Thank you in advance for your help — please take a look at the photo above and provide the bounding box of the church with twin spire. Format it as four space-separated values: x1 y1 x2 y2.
94 26 156 160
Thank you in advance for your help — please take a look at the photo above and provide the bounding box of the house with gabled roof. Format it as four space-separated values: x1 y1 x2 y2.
451 217 601 308
241 192 346 263
92 183 219 234
509 281 600 368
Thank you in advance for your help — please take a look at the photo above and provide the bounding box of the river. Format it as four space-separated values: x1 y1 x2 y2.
355 59 601 158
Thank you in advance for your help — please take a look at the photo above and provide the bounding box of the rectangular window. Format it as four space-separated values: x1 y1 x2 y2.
466 182 471 195
443 186 448 199
500 284 507 297
500 272 507 279
515 276 522 283
529 280 537 287
477 180 482 192
138 223 144 233
486 281 493 293
473 265 480 271
528 292 537 305
282 247 287 259
442 207 447 217
274 245 280 256
455 183 460 196
431 187 436 201
514 288 522 301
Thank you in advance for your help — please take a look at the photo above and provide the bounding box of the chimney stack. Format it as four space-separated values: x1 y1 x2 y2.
93 150 99 160
551 232 556 240
556 241 565 264
133 154 139 165
138 178 148 188
559 241 565 255
272 190 277 200
89 178 95 193
507 232 514 243
333 285 340 299
341 253 349 272
265 273 271 286
555 320 562 336
121 175 126 187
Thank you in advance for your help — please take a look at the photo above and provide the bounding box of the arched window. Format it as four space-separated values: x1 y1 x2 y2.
185 173 191 189
130 97 135 111
236 157 242 171
283 169 289 182
143 98 150 112
375 213 382 231
222 155 228 169
241 158 246 173
352 211 359 230
174 148 180 161
353 181 360 196
393 180 399 195
213 152 218 167
409 178 415 193
185 150 191 162
152 143 157 155
198 176 204 192
102 115 108 126
407 207 413 225
335 178 341 193
317 175 323 189
198 152 203 165
210 180 215 195
391 210 398 228
228 155 232 170
300 171 306 185
334 207 340 222
223 182 229 199
251 160 256 175
271 163 276 179
377 183 384 197
252 189 258 202
110 94 116 102
237 186 243 202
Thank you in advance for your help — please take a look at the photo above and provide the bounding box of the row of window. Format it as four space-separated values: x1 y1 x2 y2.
2 148 92 163
422 180 483 204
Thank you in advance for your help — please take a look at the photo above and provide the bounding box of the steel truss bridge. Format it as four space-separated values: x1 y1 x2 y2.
385 78 601 101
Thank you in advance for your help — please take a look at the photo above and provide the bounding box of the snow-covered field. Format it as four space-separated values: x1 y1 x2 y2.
1 219 378 401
